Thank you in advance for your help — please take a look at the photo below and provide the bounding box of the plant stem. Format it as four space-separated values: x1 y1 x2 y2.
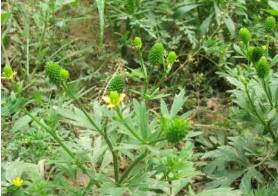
119 150 148 184
62 83 102 133
139 50 148 95
23 109 100 188
103 120 119 184
26 37 30 77
261 78 273 108
115 107 145 143
244 84 276 142
62 83 120 183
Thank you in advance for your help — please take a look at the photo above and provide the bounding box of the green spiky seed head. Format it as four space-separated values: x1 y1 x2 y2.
148 43 164 66
265 16 276 33
251 47 264 62
239 27 252 44
256 56 271 78
167 51 177 66
60 68 70 81
3 65 14 79
133 36 142 49
45 61 62 84
108 75 125 93
162 117 189 143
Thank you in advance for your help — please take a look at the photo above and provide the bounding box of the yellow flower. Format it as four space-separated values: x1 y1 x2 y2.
103 91 125 108
11 177 24 187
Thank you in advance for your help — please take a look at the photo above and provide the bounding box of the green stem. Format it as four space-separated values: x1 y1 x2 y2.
103 120 119 184
23 109 100 188
261 78 273 108
244 84 276 141
62 83 120 183
139 50 148 95
115 107 145 143
119 150 148 184
62 83 102 133
150 71 168 96
26 37 30 77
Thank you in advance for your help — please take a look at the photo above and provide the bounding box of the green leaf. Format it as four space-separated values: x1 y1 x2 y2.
133 100 151 139
96 0 105 48
213 1 221 25
240 168 264 192
1 12 11 24
224 15 235 37
200 13 213 34
265 9 278 16
233 44 244 56
268 1 278 9
12 115 31 132
160 99 169 116
174 4 199 19
170 89 187 117
197 187 242 196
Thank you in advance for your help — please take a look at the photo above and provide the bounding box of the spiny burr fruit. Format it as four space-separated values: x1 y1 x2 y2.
133 36 142 49
251 47 264 62
108 75 125 93
239 27 252 45
265 16 276 33
148 43 165 66
256 56 271 78
45 61 62 84
162 117 189 143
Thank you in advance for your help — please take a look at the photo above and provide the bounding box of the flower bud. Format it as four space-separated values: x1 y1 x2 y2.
251 47 264 62
103 91 125 108
239 27 252 45
167 51 177 66
3 65 15 80
133 36 142 49
60 68 70 81
45 61 62 84
148 43 164 66
256 56 271 78
108 75 125 93
162 117 189 143
265 16 276 33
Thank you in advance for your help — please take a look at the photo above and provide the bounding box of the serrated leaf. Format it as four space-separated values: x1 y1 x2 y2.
197 187 242 196
170 89 187 117
160 99 169 116
200 13 213 34
12 115 31 132
133 100 150 139
174 4 199 18
224 15 235 37
240 168 264 192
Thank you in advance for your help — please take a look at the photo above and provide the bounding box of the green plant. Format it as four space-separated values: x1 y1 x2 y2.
129 38 179 100
204 24 278 192
16 60 199 194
